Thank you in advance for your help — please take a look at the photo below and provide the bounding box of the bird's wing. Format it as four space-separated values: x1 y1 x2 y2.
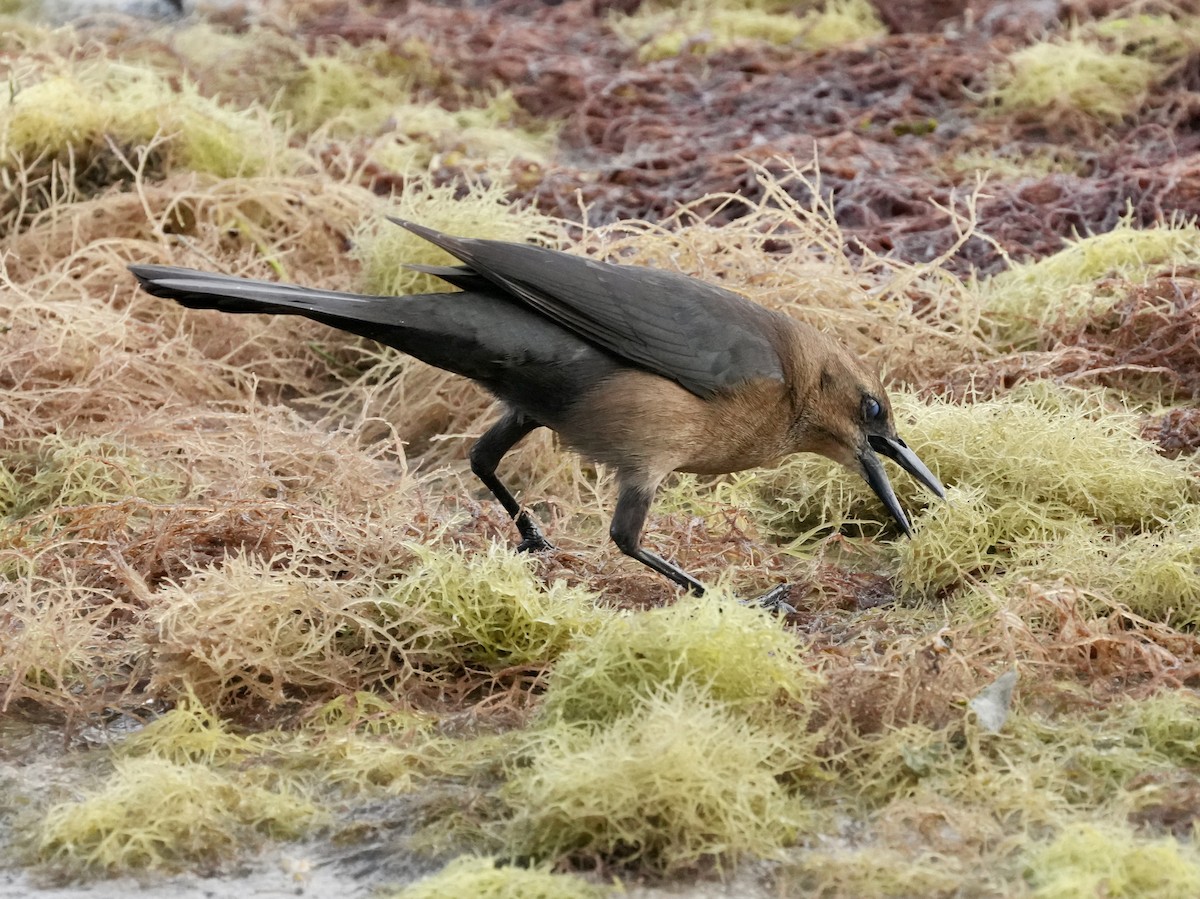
391 219 786 398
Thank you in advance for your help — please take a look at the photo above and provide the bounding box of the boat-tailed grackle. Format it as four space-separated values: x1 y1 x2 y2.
130 219 944 596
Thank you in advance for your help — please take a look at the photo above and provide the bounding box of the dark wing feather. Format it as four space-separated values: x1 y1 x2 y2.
391 219 786 398
403 263 492 292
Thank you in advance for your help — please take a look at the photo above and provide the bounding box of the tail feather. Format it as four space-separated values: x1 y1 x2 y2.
129 264 379 316
128 259 618 410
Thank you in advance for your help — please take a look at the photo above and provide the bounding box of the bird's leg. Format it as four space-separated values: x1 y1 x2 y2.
470 410 552 552
610 477 706 596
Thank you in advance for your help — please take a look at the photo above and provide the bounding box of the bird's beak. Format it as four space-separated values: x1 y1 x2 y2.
869 435 946 499
859 435 946 536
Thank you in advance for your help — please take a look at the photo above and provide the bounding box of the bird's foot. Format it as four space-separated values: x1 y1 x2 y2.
746 583 798 615
514 511 555 553
517 534 556 553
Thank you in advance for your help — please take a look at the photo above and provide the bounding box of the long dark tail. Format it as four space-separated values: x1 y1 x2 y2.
129 265 398 319
128 263 614 401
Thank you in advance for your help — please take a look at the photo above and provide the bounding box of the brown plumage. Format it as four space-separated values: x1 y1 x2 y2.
130 220 944 596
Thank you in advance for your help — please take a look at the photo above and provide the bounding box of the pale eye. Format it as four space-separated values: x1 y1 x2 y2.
864 397 882 420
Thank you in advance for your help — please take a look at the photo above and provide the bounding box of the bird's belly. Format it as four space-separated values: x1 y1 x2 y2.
556 369 792 478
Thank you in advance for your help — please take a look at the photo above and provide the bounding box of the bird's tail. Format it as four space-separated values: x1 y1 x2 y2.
129 261 611 395
129 264 390 320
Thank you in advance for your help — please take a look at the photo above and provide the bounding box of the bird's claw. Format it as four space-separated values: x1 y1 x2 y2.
516 534 555 553
514 510 554 553
746 583 798 615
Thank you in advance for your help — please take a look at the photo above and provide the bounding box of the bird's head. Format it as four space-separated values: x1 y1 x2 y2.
790 347 945 535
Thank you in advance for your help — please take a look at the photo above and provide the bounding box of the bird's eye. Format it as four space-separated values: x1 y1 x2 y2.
864 397 882 420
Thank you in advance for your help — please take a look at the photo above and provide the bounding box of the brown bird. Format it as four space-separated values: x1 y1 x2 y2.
130 219 943 596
